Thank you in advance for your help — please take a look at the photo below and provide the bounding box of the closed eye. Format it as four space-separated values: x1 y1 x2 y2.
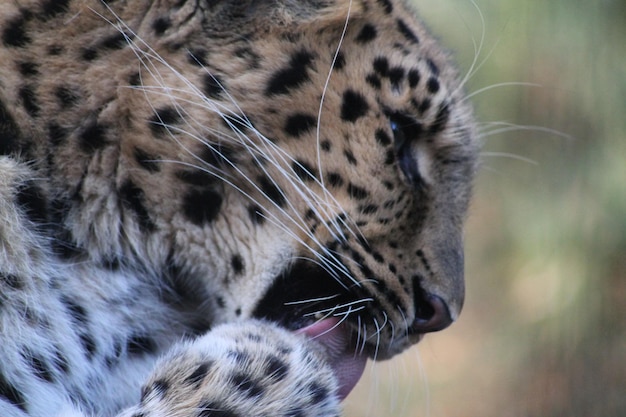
389 112 423 185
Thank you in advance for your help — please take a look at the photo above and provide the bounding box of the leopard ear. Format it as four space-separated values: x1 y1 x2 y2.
202 0 364 30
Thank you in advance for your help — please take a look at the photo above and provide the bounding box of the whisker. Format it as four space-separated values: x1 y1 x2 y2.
463 81 541 102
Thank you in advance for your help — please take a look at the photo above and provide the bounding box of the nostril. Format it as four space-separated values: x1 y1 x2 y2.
411 293 453 333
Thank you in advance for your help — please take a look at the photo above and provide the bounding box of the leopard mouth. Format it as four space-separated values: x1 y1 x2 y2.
253 260 385 356
253 258 436 362
252 260 371 399
253 260 361 332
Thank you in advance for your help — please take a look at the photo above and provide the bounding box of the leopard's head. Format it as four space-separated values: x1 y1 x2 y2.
48 0 477 362
145 0 478 360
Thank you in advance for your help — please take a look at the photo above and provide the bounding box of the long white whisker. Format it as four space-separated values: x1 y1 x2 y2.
463 82 541 102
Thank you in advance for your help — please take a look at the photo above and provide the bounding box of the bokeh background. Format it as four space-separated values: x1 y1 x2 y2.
345 0 626 416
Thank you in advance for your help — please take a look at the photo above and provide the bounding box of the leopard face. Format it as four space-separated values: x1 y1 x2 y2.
1 0 477 362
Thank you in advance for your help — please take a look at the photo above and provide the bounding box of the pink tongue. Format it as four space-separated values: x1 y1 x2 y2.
297 318 367 400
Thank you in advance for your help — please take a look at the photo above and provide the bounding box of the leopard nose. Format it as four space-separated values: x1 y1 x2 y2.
410 293 453 333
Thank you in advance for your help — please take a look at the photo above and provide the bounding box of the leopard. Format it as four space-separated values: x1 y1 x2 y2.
0 0 479 416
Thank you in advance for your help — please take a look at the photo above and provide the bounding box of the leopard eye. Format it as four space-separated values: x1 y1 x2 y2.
389 113 423 185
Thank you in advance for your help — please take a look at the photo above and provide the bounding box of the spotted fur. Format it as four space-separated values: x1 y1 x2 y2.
0 0 478 416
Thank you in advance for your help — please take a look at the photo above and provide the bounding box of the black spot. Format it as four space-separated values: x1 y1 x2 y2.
81 47 98 61
175 170 215 187
341 90 369 122
18 85 39 117
62 297 89 324
47 44 63 55
198 401 241 417
152 16 171 35
200 143 236 167
185 362 212 387
100 32 129 50
372 57 389 76
101 256 121 270
388 67 405 88
427 77 440 94
232 374 264 397
333 51 346 70
376 0 393 13
119 180 156 232
128 72 141 87
182 188 223 225
397 19 420 44
366 74 381 89
248 205 265 225
231 254 245 275
0 273 23 290
79 333 97 359
17 61 38 77
2 14 31 47
149 107 181 137
347 183 369 200
23 351 54 383
127 335 157 356
0 99 21 154
133 148 161 172
427 58 440 75
188 48 208 67
259 176 285 208
40 0 70 20
356 23 377 43
16 180 47 225
284 113 316 138
327 173 344 187
52 348 70 374
55 86 80 109
221 113 251 134
266 50 314 95
408 69 421 88
203 74 224 98
48 121 65 145
292 160 316 182
265 356 289 380
79 121 109 153
372 251 385 263
141 379 169 402
0 372 26 411
359 204 379 214
375 128 391 146
216 297 225 308
343 149 357 165
308 382 329 404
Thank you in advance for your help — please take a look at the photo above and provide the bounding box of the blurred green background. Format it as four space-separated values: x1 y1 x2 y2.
345 0 626 416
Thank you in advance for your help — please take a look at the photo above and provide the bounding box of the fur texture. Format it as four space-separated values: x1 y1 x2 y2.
0 0 478 415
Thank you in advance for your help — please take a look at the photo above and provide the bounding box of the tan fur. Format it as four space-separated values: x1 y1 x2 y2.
0 0 478 415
